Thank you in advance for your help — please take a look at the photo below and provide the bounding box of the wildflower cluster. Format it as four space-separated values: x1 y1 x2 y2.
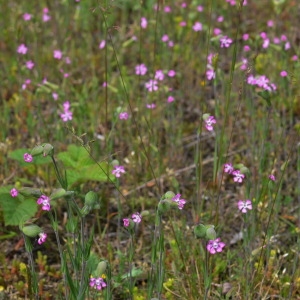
60 101 73 122
123 212 142 228
224 163 246 183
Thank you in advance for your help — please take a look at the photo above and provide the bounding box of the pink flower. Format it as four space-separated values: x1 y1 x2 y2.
256 75 269 88
269 174 276 181
17 44 28 55
204 116 216 131
168 70 176 77
22 79 31 90
179 21 186 27
135 64 147 75
23 13 32 21
53 50 62 60
145 79 158 92
155 70 164 81
168 41 174 47
90 277 107 290
197 5 203 11
167 96 175 103
65 57 71 64
172 194 186 210
10 188 18 197
238 200 252 213
164 6 171 13
192 22 202 32
280 71 288 77
52 92 58 100
206 69 215 81
232 170 245 183
132 212 142 223
217 16 224 22
141 17 147 29
42 13 51 22
119 112 128 120
242 33 249 41
285 42 290 50
60 109 73 121
267 20 274 27
273 37 280 44
161 34 169 42
224 163 234 174
214 28 222 35
281 34 287 42
99 40 106 49
262 39 270 49
260 32 267 39
37 195 51 211
25 60 34 70
112 165 125 178
24 153 33 162
207 238 225 254
220 36 233 48
292 55 298 61
60 101 73 122
38 232 47 244
181 2 187 8
243 45 251 52
123 218 130 227
146 103 156 109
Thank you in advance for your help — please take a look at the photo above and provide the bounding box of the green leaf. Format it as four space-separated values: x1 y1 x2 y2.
257 91 272 107
57 145 115 187
8 148 52 166
0 191 37 226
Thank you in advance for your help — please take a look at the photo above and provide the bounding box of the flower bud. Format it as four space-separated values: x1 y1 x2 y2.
22 224 42 237
194 223 207 238
95 261 107 277
202 113 210 120
19 187 42 198
164 191 175 199
50 188 68 200
84 191 99 207
158 200 171 214
206 225 217 240
43 143 54 157
31 145 44 156
140 210 149 217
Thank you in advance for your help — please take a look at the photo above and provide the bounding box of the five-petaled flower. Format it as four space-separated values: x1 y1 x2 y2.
53 50 62 60
207 238 225 254
10 188 18 197
119 112 129 120
37 195 51 211
24 153 33 163
38 232 47 244
220 36 233 48
112 165 125 178
89 277 107 290
17 44 28 55
172 194 187 210
224 163 234 174
123 218 130 227
232 170 245 183
132 212 142 223
135 64 147 75
238 200 252 213
204 116 216 131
